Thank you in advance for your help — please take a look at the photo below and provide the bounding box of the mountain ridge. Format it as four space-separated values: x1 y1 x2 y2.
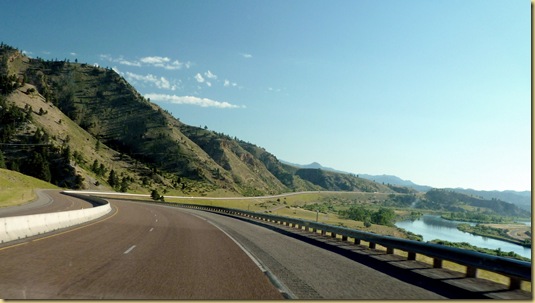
0 44 397 196
281 160 531 210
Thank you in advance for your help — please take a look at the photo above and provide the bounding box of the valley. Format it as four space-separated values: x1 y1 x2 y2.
0 43 531 262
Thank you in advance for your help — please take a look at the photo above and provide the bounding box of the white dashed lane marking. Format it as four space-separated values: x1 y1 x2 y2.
124 245 136 254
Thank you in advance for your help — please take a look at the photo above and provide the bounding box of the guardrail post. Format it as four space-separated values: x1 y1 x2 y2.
466 266 477 278
433 258 443 268
386 247 394 254
321 230 326 236
369 242 376 249
342 235 348 241
354 239 360 245
331 232 336 238
408 252 416 260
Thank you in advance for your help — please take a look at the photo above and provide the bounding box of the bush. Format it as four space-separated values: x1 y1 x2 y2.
151 189 164 201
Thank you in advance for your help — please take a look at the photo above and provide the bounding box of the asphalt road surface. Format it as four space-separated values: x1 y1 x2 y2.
0 193 283 299
0 192 446 299
0 190 93 218
176 206 446 300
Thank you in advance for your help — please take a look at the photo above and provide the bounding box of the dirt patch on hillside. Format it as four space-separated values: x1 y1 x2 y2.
483 223 531 241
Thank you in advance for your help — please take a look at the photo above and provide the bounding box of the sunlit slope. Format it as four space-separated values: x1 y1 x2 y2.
0 168 57 207
1 45 403 196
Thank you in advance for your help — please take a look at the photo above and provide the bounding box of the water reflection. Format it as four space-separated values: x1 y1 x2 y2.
395 214 532 260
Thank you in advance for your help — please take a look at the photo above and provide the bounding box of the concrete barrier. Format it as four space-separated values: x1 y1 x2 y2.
0 192 111 244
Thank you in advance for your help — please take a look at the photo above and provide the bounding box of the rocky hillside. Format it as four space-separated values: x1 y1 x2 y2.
0 44 399 196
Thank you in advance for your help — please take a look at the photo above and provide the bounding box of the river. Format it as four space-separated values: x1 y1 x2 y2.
395 214 532 260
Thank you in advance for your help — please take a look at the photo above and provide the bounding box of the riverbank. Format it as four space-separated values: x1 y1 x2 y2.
429 239 531 262
457 223 531 248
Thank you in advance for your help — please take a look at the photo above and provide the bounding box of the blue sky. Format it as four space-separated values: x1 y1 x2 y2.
1 0 530 191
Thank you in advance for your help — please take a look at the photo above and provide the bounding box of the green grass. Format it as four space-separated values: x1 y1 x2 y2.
0 168 58 207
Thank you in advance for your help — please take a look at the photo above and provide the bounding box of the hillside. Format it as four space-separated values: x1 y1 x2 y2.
0 168 57 207
420 189 530 219
0 44 400 196
282 161 531 209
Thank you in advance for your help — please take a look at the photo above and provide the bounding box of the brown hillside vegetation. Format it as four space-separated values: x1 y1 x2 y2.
0 44 399 196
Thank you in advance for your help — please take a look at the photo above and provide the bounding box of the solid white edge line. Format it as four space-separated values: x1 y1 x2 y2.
187 212 296 299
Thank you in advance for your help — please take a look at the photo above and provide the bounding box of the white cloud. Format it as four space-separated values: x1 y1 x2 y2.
70 52 77 56
224 79 238 87
100 54 190 69
100 54 140 66
145 94 244 109
194 73 205 83
125 72 177 91
118 57 142 67
240 53 253 59
204 70 217 79
140 56 170 64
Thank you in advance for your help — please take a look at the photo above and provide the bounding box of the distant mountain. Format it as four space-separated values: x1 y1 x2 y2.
445 188 531 212
423 189 530 218
281 161 531 212
280 160 347 174
357 174 433 192
280 160 432 192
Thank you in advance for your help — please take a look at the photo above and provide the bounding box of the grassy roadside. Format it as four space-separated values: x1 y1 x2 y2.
163 192 410 238
0 168 58 207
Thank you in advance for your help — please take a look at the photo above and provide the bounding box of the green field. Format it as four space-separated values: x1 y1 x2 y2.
0 168 58 207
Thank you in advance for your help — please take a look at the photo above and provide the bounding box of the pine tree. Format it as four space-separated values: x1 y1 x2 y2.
108 169 119 189
0 150 5 169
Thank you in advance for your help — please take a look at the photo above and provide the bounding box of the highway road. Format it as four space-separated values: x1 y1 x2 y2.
0 190 93 218
0 191 446 299
0 192 283 299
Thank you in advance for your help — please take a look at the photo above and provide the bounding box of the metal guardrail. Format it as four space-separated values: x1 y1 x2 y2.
158 201 531 290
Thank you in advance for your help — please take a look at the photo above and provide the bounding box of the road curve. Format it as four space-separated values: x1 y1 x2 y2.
0 193 283 299
0 190 93 218
175 206 446 300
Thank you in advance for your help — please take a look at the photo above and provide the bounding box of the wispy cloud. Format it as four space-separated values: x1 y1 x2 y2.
240 53 253 59
125 72 178 91
100 54 141 67
204 70 217 79
145 94 244 109
140 56 190 70
194 73 205 83
194 73 213 87
100 54 190 69
224 79 238 87
70 52 77 56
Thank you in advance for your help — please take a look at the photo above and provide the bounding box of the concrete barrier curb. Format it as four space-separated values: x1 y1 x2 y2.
0 191 111 244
